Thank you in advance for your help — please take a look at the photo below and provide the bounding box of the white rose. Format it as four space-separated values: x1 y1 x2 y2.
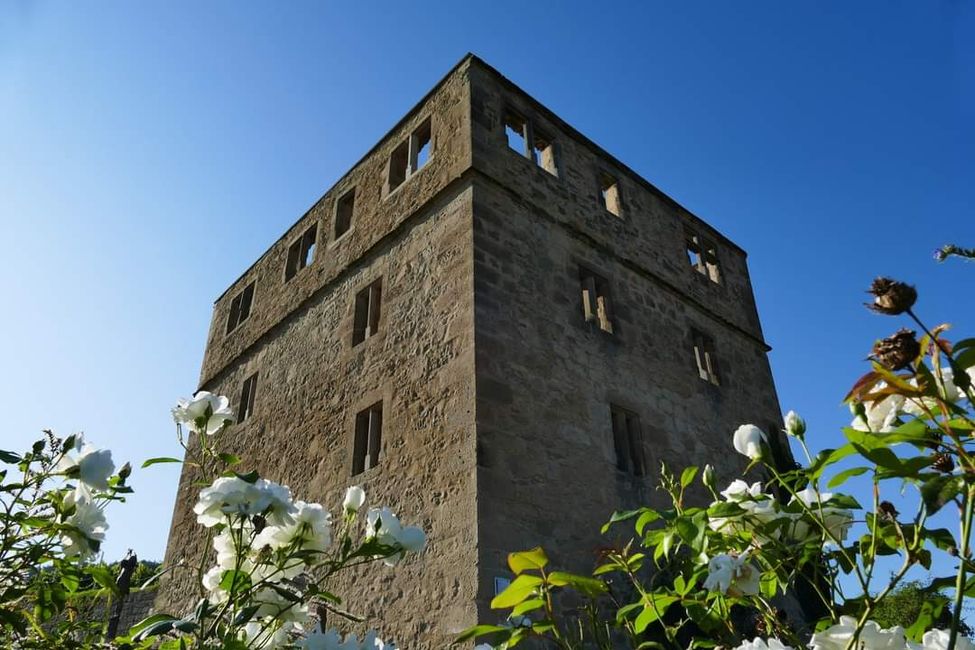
254 500 331 554
790 488 854 544
733 425 767 460
851 392 904 433
702 553 760 597
61 498 108 558
810 616 908 650
721 480 764 502
732 638 795 650
343 485 366 513
194 477 296 528
914 629 975 650
57 436 116 499
172 391 235 436
366 507 426 566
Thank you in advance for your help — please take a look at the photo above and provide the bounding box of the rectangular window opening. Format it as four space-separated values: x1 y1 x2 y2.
387 140 409 193
504 110 528 156
579 268 613 334
285 224 317 282
599 172 622 216
692 330 720 386
335 189 355 239
226 282 255 334
239 373 258 423
532 130 558 176
411 118 432 172
352 401 383 475
686 229 721 284
352 279 383 346
611 405 645 476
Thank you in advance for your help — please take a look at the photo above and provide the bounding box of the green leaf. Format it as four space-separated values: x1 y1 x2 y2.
547 571 608 597
680 466 699 488
511 598 545 616
507 547 548 575
235 470 260 484
454 624 509 643
131 614 178 641
809 444 857 479
827 466 870 488
218 569 252 596
602 508 645 533
920 475 964 515
0 450 21 464
141 457 182 468
218 452 240 466
634 594 677 633
491 574 543 609
635 509 660 535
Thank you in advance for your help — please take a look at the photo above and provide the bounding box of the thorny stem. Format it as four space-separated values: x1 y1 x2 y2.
907 308 975 406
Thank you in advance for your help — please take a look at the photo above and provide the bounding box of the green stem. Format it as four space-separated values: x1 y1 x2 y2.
949 487 975 650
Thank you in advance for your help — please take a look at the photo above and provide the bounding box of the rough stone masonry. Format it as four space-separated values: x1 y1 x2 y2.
155 53 790 648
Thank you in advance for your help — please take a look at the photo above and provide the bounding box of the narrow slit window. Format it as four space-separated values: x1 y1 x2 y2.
352 279 382 346
504 110 529 157
352 401 383 475
335 189 355 239
226 282 255 334
579 268 613 334
692 330 720 385
599 172 622 216
239 373 258 423
285 224 317 282
611 405 645 476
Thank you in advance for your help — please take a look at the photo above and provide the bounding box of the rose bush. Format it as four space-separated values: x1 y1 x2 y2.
460 277 975 650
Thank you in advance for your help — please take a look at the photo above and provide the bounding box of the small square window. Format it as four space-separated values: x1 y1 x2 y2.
579 268 613 334
610 405 645 476
335 189 355 239
692 330 720 385
352 279 382 346
226 282 255 334
598 172 622 217
239 373 258 423
352 401 383 475
285 224 317 282
494 577 512 596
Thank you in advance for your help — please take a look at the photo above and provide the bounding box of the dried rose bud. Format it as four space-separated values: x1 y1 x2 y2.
871 329 920 371
878 501 899 522
932 452 955 473
867 277 917 315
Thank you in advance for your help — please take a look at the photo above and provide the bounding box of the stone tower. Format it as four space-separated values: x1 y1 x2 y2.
157 53 786 648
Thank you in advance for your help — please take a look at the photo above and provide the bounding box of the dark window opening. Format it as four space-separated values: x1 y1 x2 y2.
579 268 613 334
685 229 721 283
239 373 258 423
599 172 622 216
692 329 720 385
285 224 317 282
611 405 645 476
352 401 383 475
352 279 382 346
226 282 255 334
334 189 355 239
412 118 432 171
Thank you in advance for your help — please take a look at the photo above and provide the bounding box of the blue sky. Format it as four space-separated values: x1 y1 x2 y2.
1 0 973 596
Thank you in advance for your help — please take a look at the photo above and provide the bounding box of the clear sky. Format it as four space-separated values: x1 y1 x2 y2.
1 0 973 590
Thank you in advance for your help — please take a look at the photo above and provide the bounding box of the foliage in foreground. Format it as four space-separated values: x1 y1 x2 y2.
460 275 975 650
